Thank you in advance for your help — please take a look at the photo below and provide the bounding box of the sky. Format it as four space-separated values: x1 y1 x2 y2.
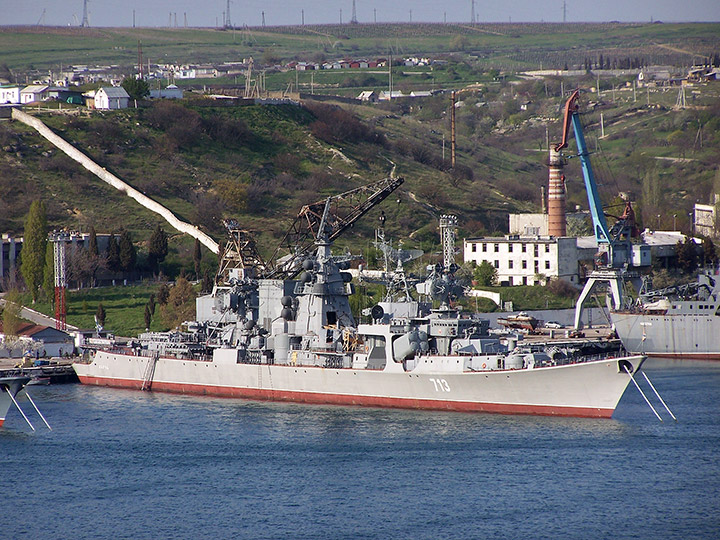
2 0 719 27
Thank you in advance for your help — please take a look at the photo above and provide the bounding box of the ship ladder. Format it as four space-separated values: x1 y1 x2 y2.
141 353 159 391
622 365 677 422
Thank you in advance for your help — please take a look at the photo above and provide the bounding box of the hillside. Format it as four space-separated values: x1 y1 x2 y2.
1 22 719 279
2 81 719 269
2 22 719 76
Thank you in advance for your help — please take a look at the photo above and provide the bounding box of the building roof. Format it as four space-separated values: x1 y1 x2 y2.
98 86 130 98
21 85 49 94
0 322 71 340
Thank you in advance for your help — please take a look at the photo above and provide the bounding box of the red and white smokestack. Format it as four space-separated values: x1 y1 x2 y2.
547 147 566 237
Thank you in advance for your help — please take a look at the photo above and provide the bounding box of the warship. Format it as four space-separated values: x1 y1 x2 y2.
0 375 31 427
74 178 646 418
611 272 720 359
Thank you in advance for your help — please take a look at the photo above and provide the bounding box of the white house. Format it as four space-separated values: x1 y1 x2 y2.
464 235 579 286
0 85 21 104
20 85 49 104
357 90 378 102
94 87 130 109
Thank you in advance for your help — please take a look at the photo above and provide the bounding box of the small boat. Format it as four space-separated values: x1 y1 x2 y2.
497 312 540 331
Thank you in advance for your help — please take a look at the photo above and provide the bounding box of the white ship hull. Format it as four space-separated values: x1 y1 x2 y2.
74 351 645 418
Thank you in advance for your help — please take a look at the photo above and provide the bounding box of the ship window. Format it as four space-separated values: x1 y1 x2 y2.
326 311 337 326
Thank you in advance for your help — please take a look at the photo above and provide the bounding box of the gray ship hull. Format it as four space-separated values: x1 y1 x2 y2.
0 376 31 427
612 311 720 359
74 350 645 418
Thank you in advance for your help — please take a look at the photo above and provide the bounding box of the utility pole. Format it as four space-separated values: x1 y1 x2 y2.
132 9 135 28
302 9 304 26
562 0 567 23
374 8 377 23
471 0 475 24
261 11 265 27
451 91 456 168
137 40 143 79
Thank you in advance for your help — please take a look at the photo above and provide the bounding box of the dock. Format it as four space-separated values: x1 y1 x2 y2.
0 358 78 384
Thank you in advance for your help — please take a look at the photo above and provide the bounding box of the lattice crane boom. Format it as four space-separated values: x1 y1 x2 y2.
265 176 404 279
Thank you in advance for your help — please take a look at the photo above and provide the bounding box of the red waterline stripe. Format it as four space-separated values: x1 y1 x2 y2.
646 352 720 361
77 375 614 418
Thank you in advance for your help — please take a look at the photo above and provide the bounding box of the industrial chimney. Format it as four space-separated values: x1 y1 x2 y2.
547 147 566 237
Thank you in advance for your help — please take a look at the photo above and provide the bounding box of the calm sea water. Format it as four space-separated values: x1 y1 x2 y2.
2 358 719 540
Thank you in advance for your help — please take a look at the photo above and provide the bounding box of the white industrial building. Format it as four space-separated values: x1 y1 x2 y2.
463 235 579 286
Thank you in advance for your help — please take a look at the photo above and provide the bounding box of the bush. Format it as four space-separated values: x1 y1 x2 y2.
305 102 384 145
545 278 578 299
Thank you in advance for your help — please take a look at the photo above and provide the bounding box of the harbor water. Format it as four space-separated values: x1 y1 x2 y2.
2 358 719 539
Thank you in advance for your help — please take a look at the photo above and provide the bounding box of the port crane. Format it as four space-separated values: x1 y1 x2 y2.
554 90 644 329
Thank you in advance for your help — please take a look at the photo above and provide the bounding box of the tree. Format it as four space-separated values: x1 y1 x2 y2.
148 224 169 274
106 233 121 273
159 277 197 329
701 237 718 268
201 269 214 293
42 242 55 301
157 283 170 305
21 200 48 303
1 288 22 341
88 226 99 257
193 239 202 280
118 229 137 274
473 261 498 287
121 76 150 100
148 293 156 316
95 303 106 328
676 238 698 273
144 304 152 330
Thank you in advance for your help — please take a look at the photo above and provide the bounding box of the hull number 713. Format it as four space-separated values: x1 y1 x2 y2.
430 378 450 392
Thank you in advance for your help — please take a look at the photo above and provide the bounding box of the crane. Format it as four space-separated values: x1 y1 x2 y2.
215 176 404 285
554 90 645 329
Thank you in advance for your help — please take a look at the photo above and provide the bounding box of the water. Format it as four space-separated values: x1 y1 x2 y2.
2 358 719 540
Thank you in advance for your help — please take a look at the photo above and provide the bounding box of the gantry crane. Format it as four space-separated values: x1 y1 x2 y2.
554 90 644 329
